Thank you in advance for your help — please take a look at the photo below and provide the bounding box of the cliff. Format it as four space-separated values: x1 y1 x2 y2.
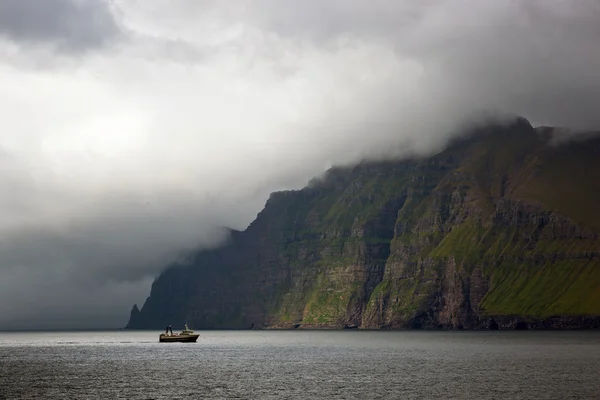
127 118 600 330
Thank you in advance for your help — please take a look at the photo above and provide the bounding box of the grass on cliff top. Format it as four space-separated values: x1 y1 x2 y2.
511 139 600 234
318 158 450 231
427 216 600 317
428 221 508 271
481 258 600 316
429 221 482 262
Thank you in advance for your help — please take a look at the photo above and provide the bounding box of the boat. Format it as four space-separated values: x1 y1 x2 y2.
159 324 199 343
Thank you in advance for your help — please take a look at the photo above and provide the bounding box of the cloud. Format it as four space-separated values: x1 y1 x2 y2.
245 0 600 130
0 0 122 53
0 0 599 329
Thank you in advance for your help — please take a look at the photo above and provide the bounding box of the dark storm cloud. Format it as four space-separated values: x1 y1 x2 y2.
0 0 121 51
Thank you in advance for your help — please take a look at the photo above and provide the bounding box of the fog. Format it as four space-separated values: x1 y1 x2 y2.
0 0 599 329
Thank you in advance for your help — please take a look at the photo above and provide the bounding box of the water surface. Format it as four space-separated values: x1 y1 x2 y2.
1 330 599 399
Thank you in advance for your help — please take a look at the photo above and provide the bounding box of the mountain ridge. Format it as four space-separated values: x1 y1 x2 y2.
127 117 600 330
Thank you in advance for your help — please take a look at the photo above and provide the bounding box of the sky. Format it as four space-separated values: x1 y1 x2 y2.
0 0 599 329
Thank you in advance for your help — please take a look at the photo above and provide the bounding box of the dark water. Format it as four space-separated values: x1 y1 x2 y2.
1 330 600 399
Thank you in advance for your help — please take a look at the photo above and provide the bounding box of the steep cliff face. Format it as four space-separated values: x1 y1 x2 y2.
127 119 600 330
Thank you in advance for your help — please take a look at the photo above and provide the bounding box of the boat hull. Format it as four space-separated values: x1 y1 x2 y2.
159 334 199 343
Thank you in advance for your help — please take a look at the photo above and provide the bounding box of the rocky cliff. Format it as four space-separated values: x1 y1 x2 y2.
127 118 600 330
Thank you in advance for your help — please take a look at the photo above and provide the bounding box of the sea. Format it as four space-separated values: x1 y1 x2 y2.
1 330 599 399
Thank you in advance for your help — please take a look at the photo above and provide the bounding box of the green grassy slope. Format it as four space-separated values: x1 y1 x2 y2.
364 122 600 326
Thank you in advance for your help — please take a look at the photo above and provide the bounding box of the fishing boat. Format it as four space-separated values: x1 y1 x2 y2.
159 324 199 343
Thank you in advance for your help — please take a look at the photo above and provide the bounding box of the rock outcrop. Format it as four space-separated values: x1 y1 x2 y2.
127 118 600 330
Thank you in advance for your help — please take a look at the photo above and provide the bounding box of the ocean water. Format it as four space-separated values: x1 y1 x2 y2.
1 330 599 399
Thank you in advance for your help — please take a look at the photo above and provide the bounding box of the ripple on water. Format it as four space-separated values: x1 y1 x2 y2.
1 330 599 399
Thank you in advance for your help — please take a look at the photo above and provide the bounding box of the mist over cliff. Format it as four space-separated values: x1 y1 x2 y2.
127 119 600 330
1 0 600 329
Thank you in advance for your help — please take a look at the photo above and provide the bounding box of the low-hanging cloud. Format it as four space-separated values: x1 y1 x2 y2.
0 0 599 329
